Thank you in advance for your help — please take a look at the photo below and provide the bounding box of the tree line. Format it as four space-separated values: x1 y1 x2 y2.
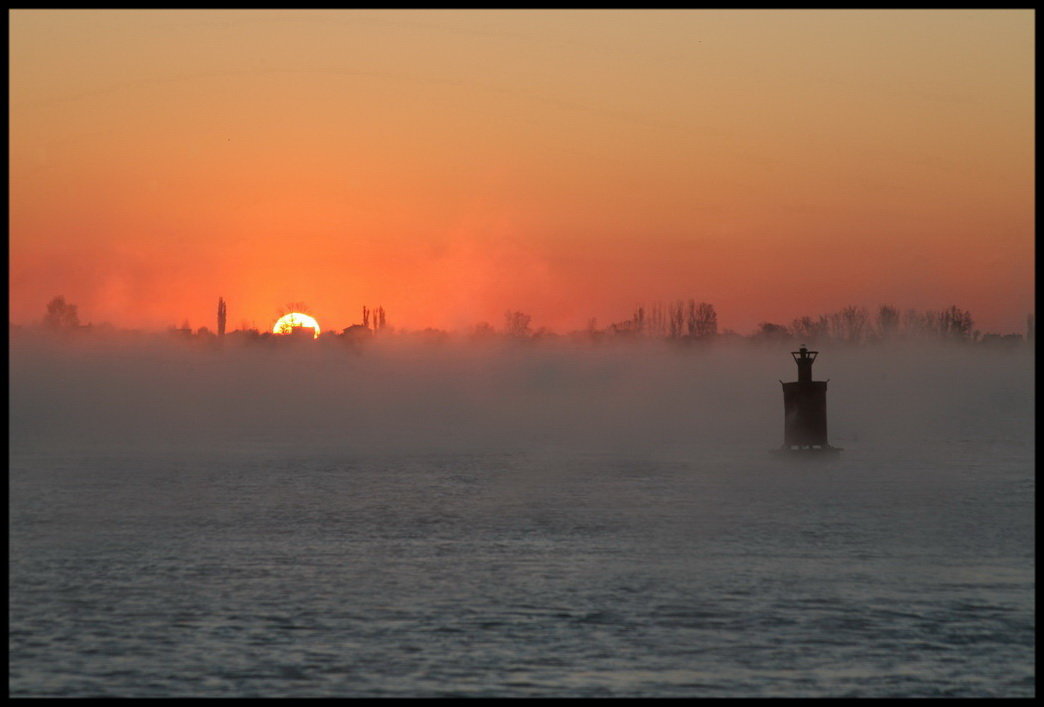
755 304 1001 345
30 295 1033 348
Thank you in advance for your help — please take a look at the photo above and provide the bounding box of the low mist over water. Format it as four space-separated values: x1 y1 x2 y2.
9 332 1033 457
9 333 1034 697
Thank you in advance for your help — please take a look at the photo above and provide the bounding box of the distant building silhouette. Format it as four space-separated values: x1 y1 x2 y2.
342 324 372 342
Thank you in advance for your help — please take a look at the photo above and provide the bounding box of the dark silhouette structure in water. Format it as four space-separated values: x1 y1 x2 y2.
775 346 841 454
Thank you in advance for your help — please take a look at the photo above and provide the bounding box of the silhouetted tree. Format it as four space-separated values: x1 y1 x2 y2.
790 314 829 343
217 297 227 337
472 321 495 339
902 308 937 339
667 300 686 339
828 305 869 344
504 310 532 338
939 305 973 342
648 302 667 338
632 305 645 335
629 300 716 339
362 306 370 329
688 301 717 337
754 322 791 343
44 296 80 330
896 306 977 343
875 305 900 340
377 306 386 330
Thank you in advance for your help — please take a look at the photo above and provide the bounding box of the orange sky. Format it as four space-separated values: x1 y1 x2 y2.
9 9 1034 334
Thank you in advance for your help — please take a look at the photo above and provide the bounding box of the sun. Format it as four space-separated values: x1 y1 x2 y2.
273 312 321 338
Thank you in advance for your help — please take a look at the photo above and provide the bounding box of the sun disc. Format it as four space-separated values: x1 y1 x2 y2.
273 312 321 338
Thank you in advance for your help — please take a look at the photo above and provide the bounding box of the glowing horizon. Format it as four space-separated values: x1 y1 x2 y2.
9 10 1034 335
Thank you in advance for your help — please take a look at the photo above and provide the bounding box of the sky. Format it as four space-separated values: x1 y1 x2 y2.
9 9 1034 335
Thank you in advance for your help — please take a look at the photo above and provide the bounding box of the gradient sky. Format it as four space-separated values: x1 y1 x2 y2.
9 9 1034 334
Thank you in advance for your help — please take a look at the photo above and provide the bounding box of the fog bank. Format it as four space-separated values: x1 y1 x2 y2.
10 333 1034 460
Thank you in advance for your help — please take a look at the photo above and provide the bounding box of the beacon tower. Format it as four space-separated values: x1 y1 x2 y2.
776 346 841 453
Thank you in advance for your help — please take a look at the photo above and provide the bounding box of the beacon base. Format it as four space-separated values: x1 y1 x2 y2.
770 444 843 456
